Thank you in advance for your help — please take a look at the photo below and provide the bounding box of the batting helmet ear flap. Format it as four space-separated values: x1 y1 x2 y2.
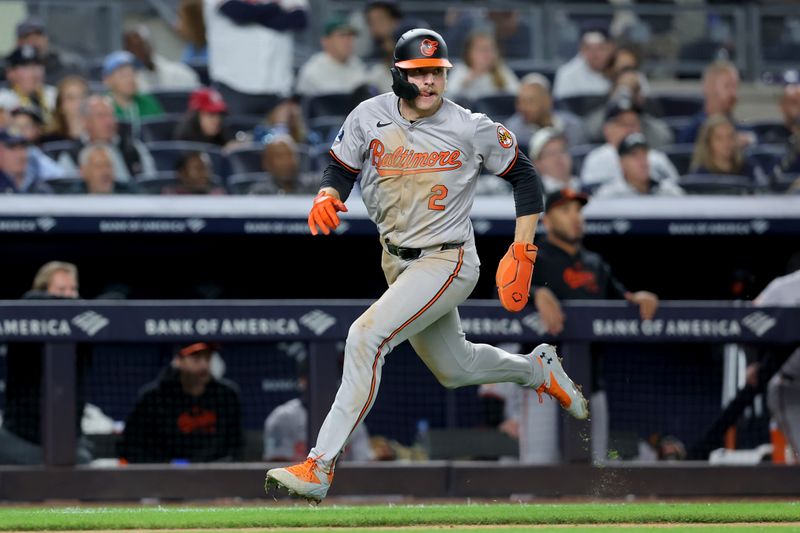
391 66 421 100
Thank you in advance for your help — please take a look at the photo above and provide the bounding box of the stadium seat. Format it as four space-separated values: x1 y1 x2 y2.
228 142 314 175
227 144 263 175
771 172 799 193
150 89 192 113
46 177 137 194
554 94 606 117
145 140 228 177
745 144 785 178
41 140 80 160
568 143 599 175
140 114 183 143
764 42 800 61
302 93 353 121
678 39 736 64
663 116 693 139
661 143 696 175
678 174 754 195
133 173 179 194
86 58 104 81
227 114 263 136
471 94 517 122
309 116 345 146
747 121 790 145
46 177 86 194
134 172 225 194
509 65 555 85
226 172 274 194
644 93 704 118
310 145 334 172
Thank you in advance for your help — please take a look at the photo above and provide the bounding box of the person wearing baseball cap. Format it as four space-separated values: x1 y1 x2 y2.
529 127 581 193
594 132 685 197
553 26 615 100
117 341 243 463
173 87 235 147
0 45 56 124
102 50 164 136
582 68 673 150
15 16 87 84
0 129 51 194
295 16 368 97
534 186 658 333
8 106 66 183
10 107 45 143
533 185 659 462
0 129 29 193
580 95 679 187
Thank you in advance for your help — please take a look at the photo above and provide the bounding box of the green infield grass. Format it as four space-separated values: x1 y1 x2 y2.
0 502 797 531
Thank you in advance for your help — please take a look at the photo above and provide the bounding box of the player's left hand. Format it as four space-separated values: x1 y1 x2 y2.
628 290 659 320
308 191 348 236
496 242 538 312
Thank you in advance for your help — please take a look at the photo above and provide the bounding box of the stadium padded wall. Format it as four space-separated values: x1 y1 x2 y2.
1 464 800 500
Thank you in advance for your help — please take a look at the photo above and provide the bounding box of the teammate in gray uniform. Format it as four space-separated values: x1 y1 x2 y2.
757 268 800 462
266 29 588 503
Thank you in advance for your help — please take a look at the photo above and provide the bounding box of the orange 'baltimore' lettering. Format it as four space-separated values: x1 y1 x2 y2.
369 139 461 176
177 407 218 434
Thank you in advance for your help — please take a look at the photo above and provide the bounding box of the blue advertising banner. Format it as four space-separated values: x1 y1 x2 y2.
0 300 797 344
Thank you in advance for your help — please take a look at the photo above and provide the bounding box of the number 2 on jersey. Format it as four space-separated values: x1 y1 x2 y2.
428 184 448 211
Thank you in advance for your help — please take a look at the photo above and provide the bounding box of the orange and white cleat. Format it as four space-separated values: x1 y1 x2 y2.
265 456 333 503
532 343 589 420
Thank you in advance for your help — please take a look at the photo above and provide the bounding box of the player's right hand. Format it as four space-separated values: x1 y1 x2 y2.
308 191 348 236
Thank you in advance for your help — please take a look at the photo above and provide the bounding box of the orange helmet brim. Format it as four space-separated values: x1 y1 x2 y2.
395 58 453 69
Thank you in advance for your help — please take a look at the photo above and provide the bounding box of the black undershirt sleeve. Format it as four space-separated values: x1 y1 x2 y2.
319 158 358 202
496 148 544 217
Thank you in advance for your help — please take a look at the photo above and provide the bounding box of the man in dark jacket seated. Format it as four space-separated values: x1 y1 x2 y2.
117 342 243 463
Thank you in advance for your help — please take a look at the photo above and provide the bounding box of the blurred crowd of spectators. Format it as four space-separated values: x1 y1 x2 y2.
0 0 798 198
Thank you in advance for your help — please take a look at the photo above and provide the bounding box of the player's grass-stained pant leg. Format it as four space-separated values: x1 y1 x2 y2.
408 308 537 389
309 243 534 470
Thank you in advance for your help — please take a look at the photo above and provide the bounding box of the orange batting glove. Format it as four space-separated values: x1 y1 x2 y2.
308 191 348 236
495 242 538 312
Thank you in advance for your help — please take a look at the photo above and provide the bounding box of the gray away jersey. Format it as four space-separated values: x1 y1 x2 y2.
330 93 519 249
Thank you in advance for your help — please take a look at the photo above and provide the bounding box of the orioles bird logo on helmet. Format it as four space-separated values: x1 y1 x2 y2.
420 39 438 57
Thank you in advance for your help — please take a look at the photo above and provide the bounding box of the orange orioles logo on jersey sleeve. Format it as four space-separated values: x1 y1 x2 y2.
369 139 461 176
497 125 513 149
420 39 439 57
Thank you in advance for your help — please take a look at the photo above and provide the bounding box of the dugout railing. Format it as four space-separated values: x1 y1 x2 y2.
0 300 798 500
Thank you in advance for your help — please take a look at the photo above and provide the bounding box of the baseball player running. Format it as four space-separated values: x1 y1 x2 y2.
266 28 588 503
